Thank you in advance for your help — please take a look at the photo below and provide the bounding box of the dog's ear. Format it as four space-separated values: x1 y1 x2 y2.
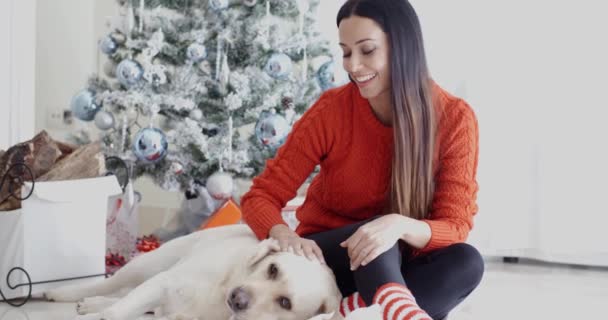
248 238 280 268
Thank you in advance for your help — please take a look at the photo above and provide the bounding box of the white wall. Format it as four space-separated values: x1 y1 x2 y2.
413 0 608 265
0 0 37 150
35 0 115 133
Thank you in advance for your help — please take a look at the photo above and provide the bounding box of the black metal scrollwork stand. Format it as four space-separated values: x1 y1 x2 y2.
0 163 35 307
0 162 113 307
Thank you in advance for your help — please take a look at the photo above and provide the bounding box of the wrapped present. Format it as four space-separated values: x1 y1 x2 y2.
199 199 242 230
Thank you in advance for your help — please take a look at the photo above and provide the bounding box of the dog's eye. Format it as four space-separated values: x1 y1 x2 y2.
277 296 292 310
267 263 278 279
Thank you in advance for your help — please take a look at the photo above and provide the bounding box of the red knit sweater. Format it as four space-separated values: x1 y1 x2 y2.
241 82 479 253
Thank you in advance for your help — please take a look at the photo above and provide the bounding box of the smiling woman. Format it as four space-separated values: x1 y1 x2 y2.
241 1 483 320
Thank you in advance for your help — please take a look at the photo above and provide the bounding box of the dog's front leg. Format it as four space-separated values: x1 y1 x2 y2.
97 271 171 320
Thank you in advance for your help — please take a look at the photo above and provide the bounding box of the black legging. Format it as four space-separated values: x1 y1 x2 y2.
304 219 484 320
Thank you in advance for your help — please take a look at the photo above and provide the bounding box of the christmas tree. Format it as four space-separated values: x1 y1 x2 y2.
70 0 343 192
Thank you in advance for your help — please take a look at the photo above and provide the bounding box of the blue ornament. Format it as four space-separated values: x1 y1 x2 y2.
264 53 293 79
70 89 101 121
116 59 143 87
186 42 208 63
133 128 169 164
317 60 338 91
255 112 290 149
99 35 118 55
209 0 229 10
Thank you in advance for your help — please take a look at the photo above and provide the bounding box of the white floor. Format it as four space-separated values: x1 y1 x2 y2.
1 258 607 320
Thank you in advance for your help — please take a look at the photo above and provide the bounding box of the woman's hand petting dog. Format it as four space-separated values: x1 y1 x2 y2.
269 224 326 265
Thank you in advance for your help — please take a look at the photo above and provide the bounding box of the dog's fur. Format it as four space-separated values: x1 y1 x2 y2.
44 225 343 320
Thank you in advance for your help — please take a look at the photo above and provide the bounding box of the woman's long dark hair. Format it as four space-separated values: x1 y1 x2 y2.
337 0 435 220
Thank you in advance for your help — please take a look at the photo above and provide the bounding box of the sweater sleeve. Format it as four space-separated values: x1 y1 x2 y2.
240 94 334 240
419 99 479 253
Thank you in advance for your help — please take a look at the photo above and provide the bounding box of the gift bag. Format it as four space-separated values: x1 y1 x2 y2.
106 182 139 266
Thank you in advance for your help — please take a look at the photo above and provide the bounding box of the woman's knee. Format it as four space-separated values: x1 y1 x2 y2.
448 243 484 290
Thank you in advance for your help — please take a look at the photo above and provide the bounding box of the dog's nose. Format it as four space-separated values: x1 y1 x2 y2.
228 287 250 312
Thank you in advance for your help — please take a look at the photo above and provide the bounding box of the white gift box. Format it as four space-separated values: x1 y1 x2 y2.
0 176 122 300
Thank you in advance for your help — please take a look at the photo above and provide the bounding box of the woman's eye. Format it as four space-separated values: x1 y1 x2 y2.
342 53 351 58
363 48 376 55
277 296 292 310
267 263 278 279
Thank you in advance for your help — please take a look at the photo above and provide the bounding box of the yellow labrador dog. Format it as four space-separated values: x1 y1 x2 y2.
44 225 344 320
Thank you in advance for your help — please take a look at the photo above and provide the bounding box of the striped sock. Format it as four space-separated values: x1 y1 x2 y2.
373 283 432 320
339 292 366 317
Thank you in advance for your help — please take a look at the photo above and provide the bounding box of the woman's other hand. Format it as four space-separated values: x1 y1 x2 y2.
340 214 406 270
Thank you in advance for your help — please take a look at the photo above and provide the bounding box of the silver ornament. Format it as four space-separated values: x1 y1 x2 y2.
265 53 293 79
94 111 115 130
317 60 338 91
242 0 257 7
116 59 143 87
99 35 118 55
255 112 290 149
70 89 101 121
133 128 169 164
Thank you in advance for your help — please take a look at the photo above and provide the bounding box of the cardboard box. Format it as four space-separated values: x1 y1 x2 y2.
0 176 122 300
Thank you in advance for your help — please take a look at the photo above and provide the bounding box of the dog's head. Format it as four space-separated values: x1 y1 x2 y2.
226 238 342 320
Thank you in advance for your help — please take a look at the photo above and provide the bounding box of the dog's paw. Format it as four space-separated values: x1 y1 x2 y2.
44 287 79 302
76 296 114 315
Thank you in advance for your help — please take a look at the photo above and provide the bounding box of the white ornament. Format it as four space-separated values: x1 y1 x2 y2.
242 0 257 6
206 171 234 200
189 109 203 121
